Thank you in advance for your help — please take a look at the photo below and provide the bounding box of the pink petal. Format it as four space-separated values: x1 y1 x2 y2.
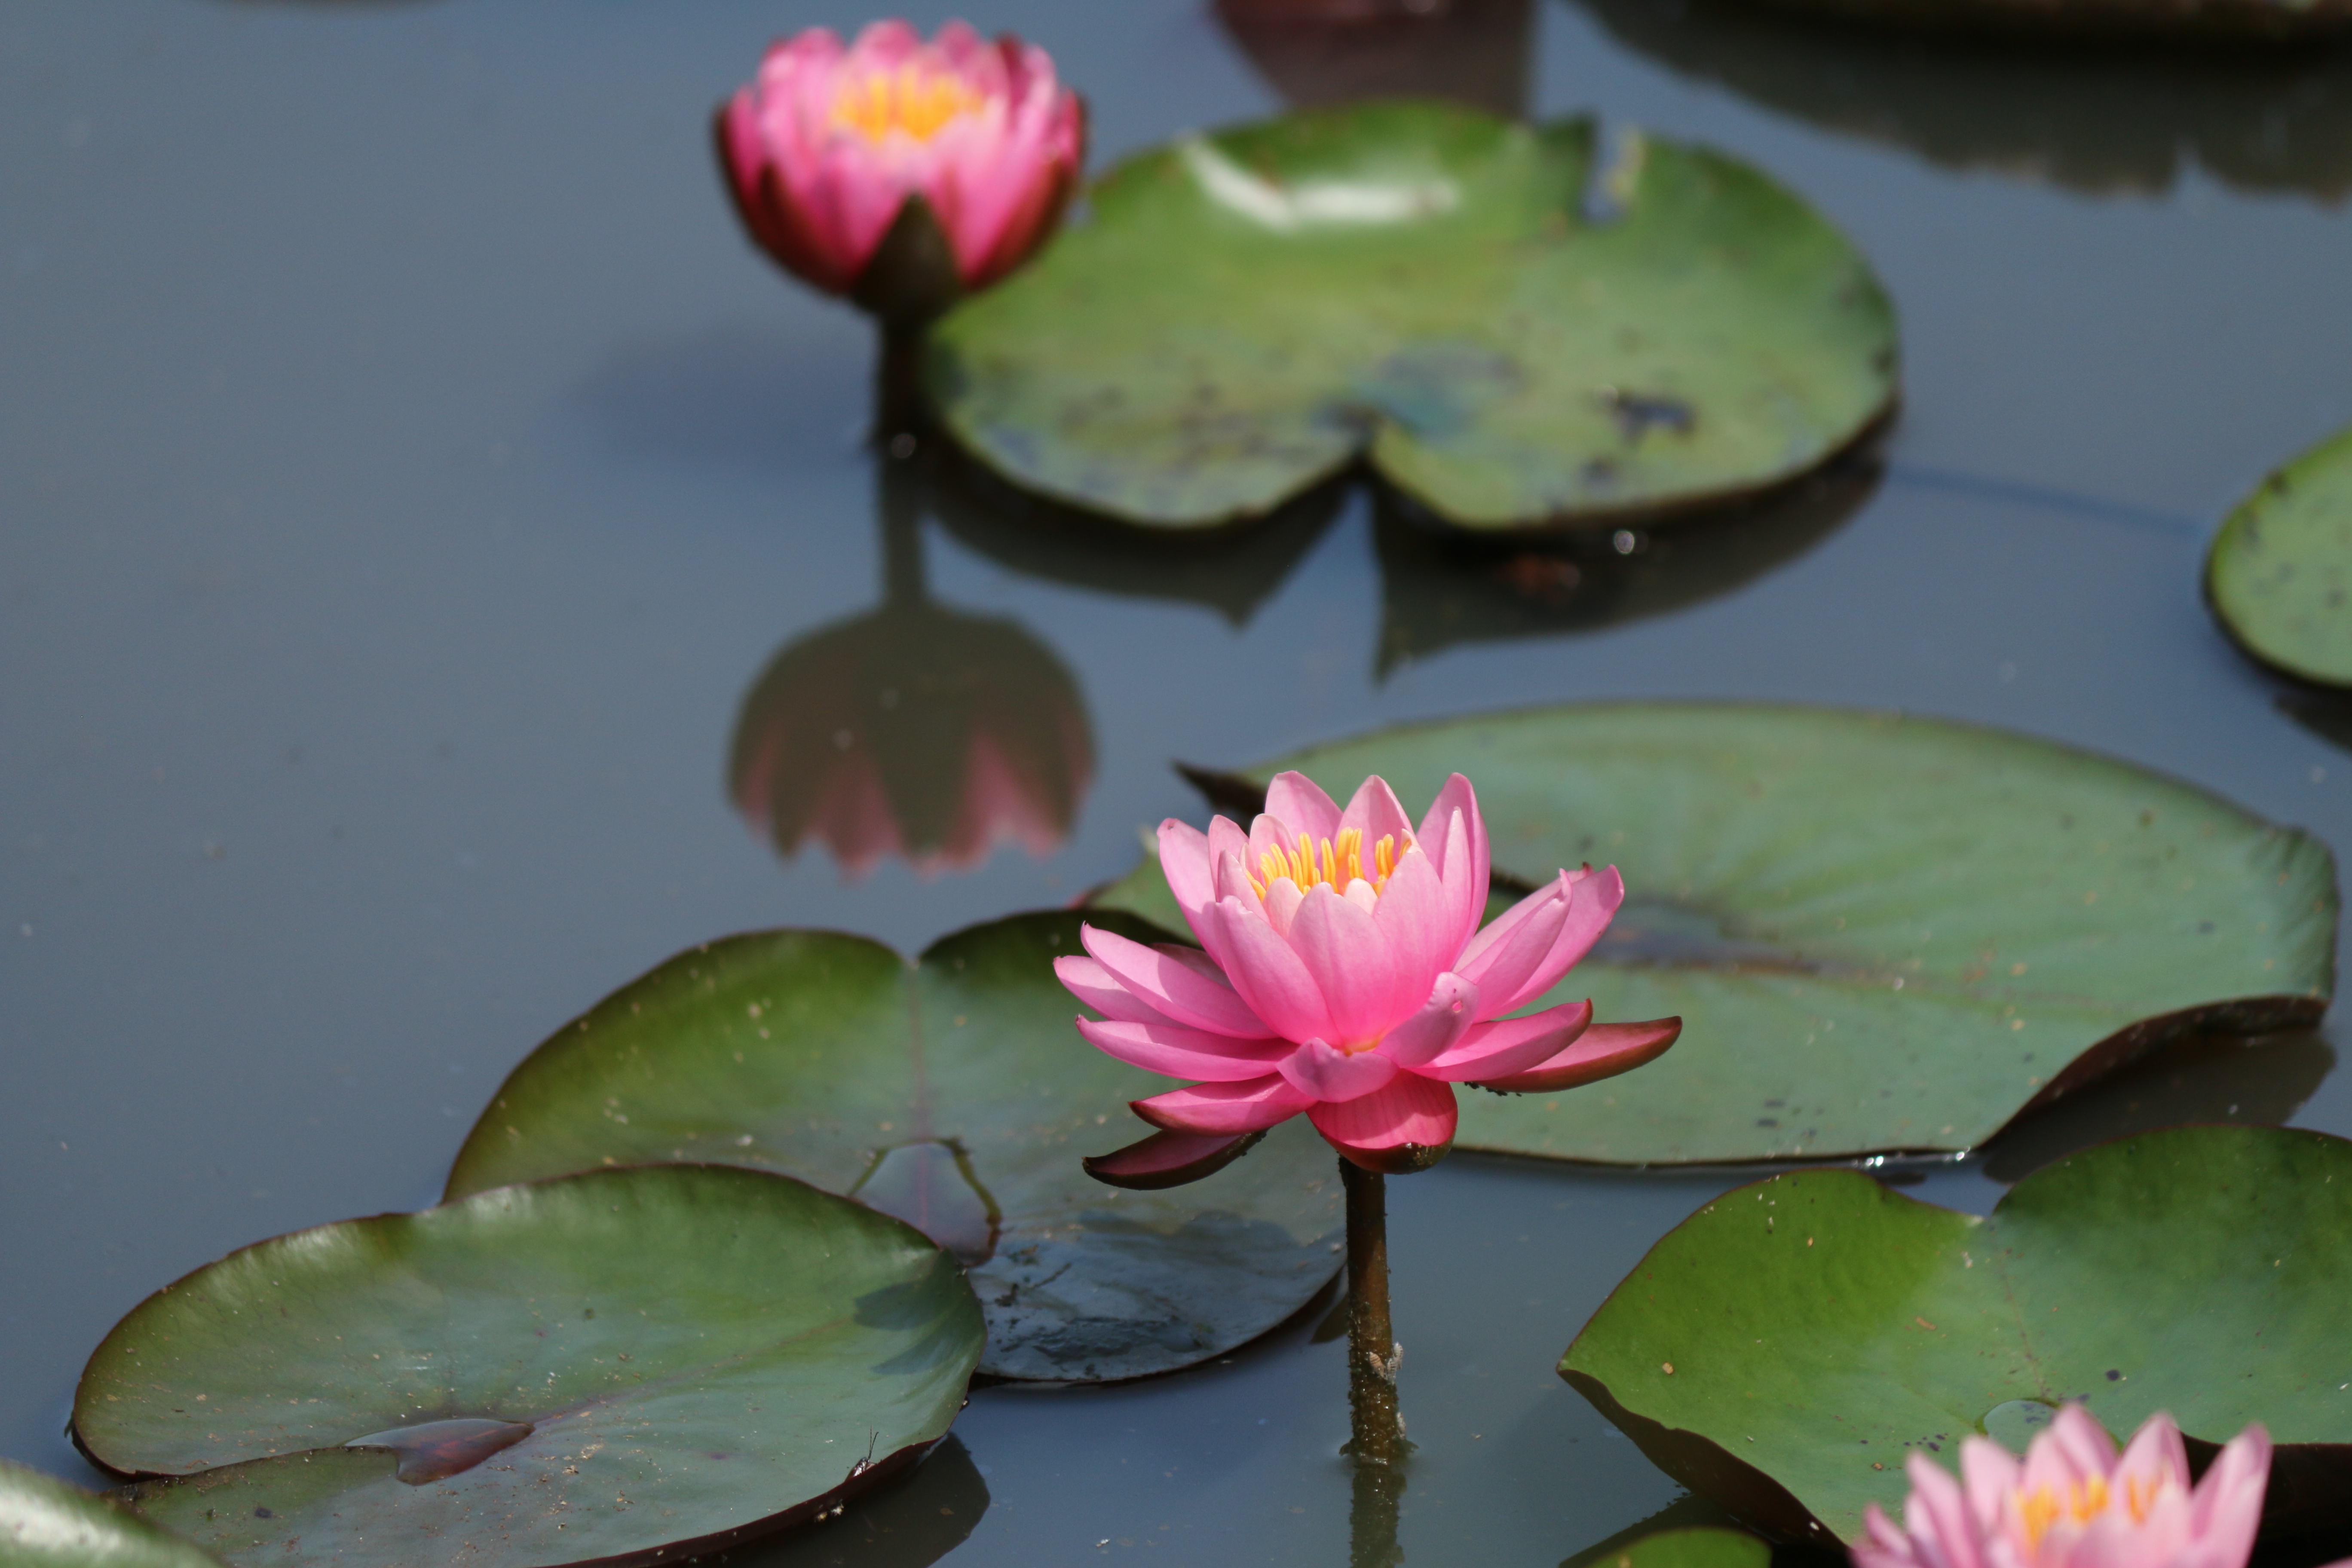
1473 1018 1680 1094
1418 999 1593 1082
1338 775 1414 848
1492 865 1625 1017
1855 1504 1924 1568
1308 1073 1458 1172
1075 1018 1292 1082
1054 954 1176 1026
1371 842 1455 992
2114 1411 2193 1501
1455 875 1573 1014
1373 973 1479 1069
1079 922 1268 1038
1266 770 1342 846
1206 894 1337 1044
1958 1437 2020 1534
1082 1128 1262 1191
1416 773 1489 946
1133 1075 1313 1135
2184 1424 2269 1568
1157 819 1219 947
1284 885 1403 1045
1277 1040 1401 1102
1903 1452 1991 1568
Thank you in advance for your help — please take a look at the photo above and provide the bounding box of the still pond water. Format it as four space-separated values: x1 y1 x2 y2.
6 1 2352 1565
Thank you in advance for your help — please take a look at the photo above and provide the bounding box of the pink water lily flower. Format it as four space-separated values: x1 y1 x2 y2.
720 20 1085 309
1060 772 1678 1182
1856 1405 2294 1568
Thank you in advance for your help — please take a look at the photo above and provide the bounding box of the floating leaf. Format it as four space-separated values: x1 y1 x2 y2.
2207 424 2352 687
0 1459 220 1567
927 101 1896 532
1558 1126 2352 1544
1089 702 2335 1163
86 1166 982 1568
1702 0 2352 43
444 910 1343 1382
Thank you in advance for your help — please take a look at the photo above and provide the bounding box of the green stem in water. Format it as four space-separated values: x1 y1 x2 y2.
1342 1158 1407 1568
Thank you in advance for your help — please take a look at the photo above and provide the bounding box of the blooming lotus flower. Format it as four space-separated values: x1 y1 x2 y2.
719 20 1086 319
1856 1406 2284 1568
1061 771 1678 1182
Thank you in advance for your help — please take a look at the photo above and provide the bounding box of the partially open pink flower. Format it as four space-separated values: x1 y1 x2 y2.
1856 1406 2280 1568
1062 772 1678 1181
719 20 1085 312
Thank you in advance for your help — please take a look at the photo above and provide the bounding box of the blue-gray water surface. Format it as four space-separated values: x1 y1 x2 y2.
6 1 2352 1565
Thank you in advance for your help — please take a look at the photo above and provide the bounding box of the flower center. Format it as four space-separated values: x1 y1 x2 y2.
830 65 986 144
1247 828 1412 902
2017 1471 2165 1555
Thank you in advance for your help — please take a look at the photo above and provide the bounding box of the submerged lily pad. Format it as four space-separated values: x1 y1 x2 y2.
927 100 1896 532
1564 1523 1770 1568
0 1459 220 1566
83 1166 981 1567
2207 424 2352 686
1090 702 2335 1163
444 910 1343 1382
1559 1126 2352 1544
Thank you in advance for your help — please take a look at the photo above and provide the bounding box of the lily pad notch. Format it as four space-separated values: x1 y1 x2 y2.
927 99 1899 533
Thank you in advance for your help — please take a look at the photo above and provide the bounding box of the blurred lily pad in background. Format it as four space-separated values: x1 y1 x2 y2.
0 1459 220 1567
928 100 1896 532
446 911 1343 1382
2207 425 2352 688
1559 1126 2352 1544
85 1167 981 1568
1091 702 2335 1164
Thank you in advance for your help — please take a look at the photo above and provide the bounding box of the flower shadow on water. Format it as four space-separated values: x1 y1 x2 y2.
1214 0 1538 121
728 453 1096 883
1373 452 1881 679
1568 0 2352 202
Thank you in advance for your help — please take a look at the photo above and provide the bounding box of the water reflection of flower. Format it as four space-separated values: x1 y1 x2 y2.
728 462 1093 882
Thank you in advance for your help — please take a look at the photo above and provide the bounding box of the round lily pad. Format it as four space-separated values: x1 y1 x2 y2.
1089 702 2336 1164
1558 1125 2352 1544
2207 424 2352 686
444 910 1344 1383
83 1165 982 1567
0 1459 220 1567
925 100 1897 532
1566 1523 1770 1568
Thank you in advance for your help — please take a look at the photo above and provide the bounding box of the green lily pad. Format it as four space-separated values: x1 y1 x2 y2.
926 100 1896 532
444 910 1343 1382
82 1165 982 1567
1558 1125 2352 1545
1088 702 2335 1163
2207 424 2352 686
0 1459 221 1566
1564 1523 1770 1568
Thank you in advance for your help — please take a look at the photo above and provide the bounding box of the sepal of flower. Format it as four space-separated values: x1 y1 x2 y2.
1061 770 1680 1179
719 19 1086 321
1853 1405 2296 1568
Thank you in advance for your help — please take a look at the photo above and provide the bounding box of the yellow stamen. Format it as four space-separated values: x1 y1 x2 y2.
1246 827 1413 901
829 65 984 144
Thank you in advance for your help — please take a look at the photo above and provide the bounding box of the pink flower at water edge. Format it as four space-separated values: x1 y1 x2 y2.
1057 771 1680 1184
719 20 1085 305
1856 1405 2301 1568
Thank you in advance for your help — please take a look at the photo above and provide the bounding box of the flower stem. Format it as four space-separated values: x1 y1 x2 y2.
1341 1158 1407 1567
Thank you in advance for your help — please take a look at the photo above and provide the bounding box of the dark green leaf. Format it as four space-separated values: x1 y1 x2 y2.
2207 424 2352 687
1559 1125 2352 1543
444 911 1343 1382
1090 702 2336 1163
1563 1524 1770 1568
86 1166 982 1568
0 1459 221 1566
928 101 1896 531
